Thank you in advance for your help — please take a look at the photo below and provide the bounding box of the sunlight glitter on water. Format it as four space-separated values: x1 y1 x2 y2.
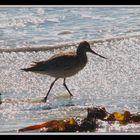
1 7 140 133
0 36 140 132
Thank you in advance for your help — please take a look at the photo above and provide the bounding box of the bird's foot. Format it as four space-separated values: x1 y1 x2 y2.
70 94 73 98
42 97 47 103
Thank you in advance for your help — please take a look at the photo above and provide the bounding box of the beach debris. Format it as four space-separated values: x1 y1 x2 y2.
106 111 131 124
78 117 97 132
18 106 140 133
18 108 99 132
130 113 140 122
87 106 108 120
18 118 79 132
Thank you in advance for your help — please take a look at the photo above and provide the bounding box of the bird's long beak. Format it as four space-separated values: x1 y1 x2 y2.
89 49 107 59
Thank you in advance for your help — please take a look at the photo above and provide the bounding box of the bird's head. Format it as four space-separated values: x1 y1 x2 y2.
77 41 107 59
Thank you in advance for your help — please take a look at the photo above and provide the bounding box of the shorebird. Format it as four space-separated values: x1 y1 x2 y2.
21 41 107 102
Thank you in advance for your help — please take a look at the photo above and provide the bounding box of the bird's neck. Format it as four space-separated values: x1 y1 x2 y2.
77 50 88 63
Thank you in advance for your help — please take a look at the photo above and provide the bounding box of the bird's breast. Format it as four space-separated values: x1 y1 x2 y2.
59 57 87 78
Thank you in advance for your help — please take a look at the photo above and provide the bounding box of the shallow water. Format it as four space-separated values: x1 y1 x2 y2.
0 6 140 133
0 7 140 48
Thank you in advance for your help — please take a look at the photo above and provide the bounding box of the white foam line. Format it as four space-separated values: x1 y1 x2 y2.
0 34 140 53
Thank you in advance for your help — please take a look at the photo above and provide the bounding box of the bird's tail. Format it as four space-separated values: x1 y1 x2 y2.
21 68 31 72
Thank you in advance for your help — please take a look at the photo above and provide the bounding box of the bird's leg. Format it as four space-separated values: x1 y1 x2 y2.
43 78 58 102
63 78 73 97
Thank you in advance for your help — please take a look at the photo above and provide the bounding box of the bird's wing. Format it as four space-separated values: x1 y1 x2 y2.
29 52 78 71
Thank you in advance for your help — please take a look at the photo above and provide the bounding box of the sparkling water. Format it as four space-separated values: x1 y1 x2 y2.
0 6 140 133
